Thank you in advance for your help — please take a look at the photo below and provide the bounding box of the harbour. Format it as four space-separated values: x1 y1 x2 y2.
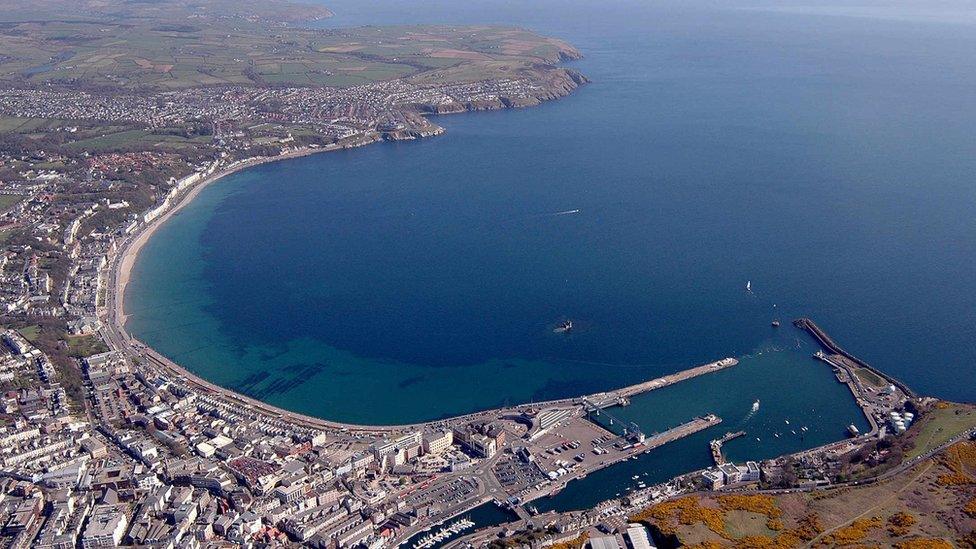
411 518 475 549
97 0 976 542
109 166 887 538
1 0 975 547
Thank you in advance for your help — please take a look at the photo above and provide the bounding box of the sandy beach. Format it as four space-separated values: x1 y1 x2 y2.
112 136 381 327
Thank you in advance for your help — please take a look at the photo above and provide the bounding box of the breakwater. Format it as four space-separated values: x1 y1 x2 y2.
793 318 916 398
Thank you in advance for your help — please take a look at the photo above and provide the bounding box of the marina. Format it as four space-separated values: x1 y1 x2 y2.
533 346 872 514
0 0 974 547
412 518 476 549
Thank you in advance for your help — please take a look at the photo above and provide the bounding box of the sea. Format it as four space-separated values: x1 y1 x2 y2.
125 0 976 518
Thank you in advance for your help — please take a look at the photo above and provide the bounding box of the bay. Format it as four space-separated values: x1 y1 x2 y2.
126 0 976 432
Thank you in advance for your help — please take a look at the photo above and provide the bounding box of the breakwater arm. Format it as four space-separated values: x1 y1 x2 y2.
793 318 915 398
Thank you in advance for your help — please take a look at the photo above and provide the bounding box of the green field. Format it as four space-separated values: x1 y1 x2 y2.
64 129 212 153
0 195 22 211
853 367 886 388
66 335 109 358
722 510 778 539
0 0 579 90
0 117 62 134
17 325 41 343
906 403 976 460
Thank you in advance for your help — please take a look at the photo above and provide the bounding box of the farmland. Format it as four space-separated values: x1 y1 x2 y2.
0 0 581 91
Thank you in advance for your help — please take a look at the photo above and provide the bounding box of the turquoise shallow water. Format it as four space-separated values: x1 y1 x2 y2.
127 0 976 430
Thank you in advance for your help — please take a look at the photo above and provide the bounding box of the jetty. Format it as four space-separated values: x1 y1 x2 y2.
618 358 737 398
583 358 738 411
647 414 723 450
795 318 918 442
710 431 746 465
793 318 915 398
524 414 723 505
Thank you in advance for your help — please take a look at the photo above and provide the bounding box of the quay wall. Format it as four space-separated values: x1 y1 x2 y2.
793 318 916 398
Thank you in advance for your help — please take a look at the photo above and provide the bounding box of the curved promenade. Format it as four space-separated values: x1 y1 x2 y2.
100 155 739 433
100 143 420 434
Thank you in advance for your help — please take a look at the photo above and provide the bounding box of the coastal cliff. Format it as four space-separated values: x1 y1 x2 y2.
382 67 587 140
408 68 589 116
382 124 446 141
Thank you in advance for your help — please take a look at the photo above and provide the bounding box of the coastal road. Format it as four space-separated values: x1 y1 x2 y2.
100 211 739 436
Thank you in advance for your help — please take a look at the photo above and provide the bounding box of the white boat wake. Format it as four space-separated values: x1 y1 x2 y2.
742 399 760 423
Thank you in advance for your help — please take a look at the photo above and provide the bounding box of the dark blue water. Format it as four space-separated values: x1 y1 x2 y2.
537 347 869 512
402 501 518 549
127 0 976 428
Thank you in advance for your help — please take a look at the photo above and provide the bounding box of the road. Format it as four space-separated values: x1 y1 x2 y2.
100 214 737 436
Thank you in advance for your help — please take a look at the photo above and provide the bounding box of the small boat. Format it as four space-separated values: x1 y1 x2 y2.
746 281 752 292
774 433 780 438
751 400 760 412
554 320 573 333
771 319 780 327
847 424 860 437
785 419 790 425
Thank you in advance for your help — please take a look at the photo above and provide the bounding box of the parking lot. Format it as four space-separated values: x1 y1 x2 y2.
492 452 548 493
530 416 627 475
406 476 479 509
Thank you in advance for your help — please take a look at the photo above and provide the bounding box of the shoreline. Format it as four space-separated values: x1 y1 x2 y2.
102 77 877 436
104 160 741 432
114 136 381 327
104 72 592 430
112 68 590 333
105 132 864 433
103 134 442 432
106 94 610 431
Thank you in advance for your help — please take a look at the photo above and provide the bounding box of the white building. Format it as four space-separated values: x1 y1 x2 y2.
81 503 129 547
626 524 657 549
422 430 453 455
372 432 423 468
739 461 761 483
702 470 724 490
